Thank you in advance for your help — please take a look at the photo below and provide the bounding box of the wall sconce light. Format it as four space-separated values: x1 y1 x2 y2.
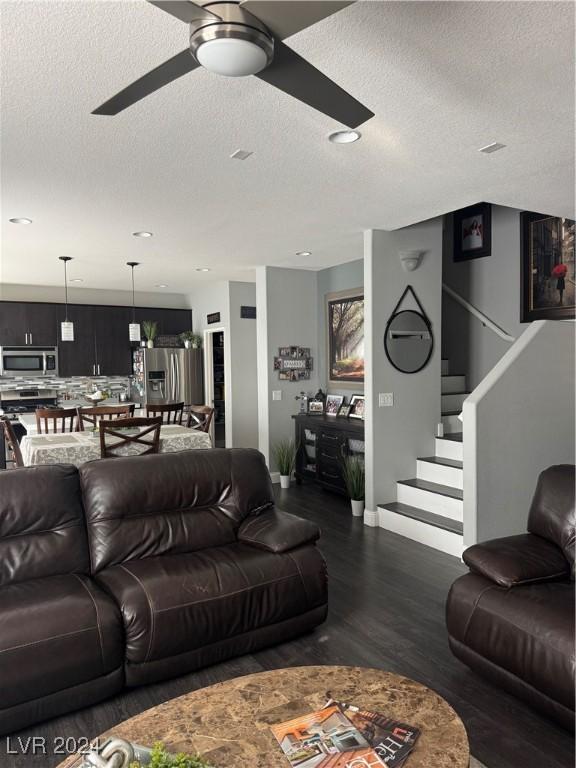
399 250 423 272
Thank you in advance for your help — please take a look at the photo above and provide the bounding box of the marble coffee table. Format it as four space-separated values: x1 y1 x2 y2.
58 665 469 767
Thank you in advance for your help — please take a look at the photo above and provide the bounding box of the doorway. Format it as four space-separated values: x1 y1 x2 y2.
203 327 226 447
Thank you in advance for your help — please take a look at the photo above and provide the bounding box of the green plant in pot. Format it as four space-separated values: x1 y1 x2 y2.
142 320 158 349
341 454 365 517
272 439 297 489
180 331 202 350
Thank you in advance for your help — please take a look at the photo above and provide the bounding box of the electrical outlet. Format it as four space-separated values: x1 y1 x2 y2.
272 390 282 401
379 392 394 407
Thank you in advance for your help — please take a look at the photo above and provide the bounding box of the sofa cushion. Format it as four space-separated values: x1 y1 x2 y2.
0 574 123 710
463 533 570 588
96 542 327 667
238 508 320 553
528 464 575 576
80 449 275 572
447 573 575 711
0 464 88 586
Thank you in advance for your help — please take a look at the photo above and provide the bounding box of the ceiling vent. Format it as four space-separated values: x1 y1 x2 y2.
478 142 506 154
230 149 253 161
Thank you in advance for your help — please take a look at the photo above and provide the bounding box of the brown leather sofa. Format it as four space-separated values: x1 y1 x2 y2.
446 465 575 730
0 449 328 735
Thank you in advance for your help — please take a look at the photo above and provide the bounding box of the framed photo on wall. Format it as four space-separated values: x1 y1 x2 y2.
453 202 492 261
327 289 364 385
520 212 575 321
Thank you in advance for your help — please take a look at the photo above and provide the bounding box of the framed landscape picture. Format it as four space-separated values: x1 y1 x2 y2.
520 212 575 321
453 202 492 261
327 289 364 385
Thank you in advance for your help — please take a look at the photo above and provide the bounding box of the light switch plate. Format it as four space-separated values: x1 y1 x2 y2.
272 390 282 401
379 392 394 407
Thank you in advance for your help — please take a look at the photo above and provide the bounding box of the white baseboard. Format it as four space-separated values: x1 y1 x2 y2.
363 508 379 527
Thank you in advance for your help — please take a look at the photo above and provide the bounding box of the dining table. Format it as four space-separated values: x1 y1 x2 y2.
20 424 212 467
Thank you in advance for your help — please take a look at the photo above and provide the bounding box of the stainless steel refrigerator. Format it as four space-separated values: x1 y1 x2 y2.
131 347 204 406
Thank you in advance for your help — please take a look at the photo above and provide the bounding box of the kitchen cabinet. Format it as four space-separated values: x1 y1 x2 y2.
57 305 96 377
134 307 192 337
0 302 59 346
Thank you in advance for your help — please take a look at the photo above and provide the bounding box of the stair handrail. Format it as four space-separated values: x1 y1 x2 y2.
442 283 515 343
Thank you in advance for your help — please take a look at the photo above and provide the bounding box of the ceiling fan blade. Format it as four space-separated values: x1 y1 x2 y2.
147 0 221 24
240 1 353 40
255 41 373 128
92 49 199 115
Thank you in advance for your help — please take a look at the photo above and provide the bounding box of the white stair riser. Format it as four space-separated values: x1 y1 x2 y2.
416 460 463 489
397 483 463 521
378 507 463 558
441 359 450 375
441 413 462 432
442 392 468 412
435 437 463 461
441 375 466 394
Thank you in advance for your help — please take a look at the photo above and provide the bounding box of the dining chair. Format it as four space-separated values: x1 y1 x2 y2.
77 404 135 431
146 401 185 425
0 417 24 468
186 405 215 433
35 407 78 434
99 417 162 459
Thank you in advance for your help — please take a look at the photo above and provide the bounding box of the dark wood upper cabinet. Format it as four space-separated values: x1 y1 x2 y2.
0 302 59 346
57 305 96 377
92 306 132 376
134 307 192 337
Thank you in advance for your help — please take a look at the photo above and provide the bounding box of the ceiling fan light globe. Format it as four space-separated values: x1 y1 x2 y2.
196 38 269 77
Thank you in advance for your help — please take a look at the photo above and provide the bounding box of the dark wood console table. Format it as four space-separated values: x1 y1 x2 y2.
292 413 365 496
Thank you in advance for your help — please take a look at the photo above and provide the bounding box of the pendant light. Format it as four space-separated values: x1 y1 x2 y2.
59 256 74 341
127 262 141 341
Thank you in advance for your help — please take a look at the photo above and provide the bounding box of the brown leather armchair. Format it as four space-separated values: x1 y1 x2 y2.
0 449 328 734
446 465 575 730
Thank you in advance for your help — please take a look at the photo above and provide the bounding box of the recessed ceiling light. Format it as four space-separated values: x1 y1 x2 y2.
133 231 153 238
196 268 211 272
9 217 32 224
328 130 361 144
296 251 312 257
69 278 84 283
230 149 253 160
155 284 168 288
478 142 506 154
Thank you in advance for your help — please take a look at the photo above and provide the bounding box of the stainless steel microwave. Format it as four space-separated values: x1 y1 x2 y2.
0 346 59 377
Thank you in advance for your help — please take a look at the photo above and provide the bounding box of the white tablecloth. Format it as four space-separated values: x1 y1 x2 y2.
21 425 212 467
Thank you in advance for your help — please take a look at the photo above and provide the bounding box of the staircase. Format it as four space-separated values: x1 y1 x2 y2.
377 358 467 558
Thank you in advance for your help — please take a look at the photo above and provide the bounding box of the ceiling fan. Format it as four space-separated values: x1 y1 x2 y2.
92 0 374 128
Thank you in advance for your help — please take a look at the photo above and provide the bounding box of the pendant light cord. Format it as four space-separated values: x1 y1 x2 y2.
59 256 73 322
127 262 139 323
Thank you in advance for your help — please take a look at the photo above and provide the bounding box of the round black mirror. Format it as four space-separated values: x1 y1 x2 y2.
384 310 433 373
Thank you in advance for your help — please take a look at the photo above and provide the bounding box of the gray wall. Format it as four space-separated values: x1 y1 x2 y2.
442 206 526 388
365 220 443 515
317 259 364 396
463 320 575 544
256 266 320 470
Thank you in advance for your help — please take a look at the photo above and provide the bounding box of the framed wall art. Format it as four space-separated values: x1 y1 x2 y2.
453 202 492 262
520 212 575 321
327 289 364 385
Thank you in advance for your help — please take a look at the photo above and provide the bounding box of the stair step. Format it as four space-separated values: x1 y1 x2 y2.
378 504 463 557
442 413 462 432
441 359 450 375
443 432 463 442
441 375 466 394
442 392 469 412
417 457 463 488
435 436 463 460
380 501 463 535
398 478 463 499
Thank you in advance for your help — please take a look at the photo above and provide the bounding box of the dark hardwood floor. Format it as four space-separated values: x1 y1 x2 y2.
1 484 573 768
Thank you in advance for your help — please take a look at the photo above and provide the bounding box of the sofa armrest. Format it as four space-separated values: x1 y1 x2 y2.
238 508 320 553
463 533 569 588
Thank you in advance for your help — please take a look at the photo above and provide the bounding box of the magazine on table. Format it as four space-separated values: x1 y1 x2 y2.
270 698 420 768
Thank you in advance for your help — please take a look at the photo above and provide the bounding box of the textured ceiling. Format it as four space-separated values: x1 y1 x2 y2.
1 0 574 293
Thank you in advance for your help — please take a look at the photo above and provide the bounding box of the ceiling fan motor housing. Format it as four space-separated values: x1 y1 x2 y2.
190 2 274 76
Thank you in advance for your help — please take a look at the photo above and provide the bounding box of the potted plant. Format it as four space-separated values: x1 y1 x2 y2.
272 439 297 489
341 454 365 516
142 320 158 349
180 331 203 349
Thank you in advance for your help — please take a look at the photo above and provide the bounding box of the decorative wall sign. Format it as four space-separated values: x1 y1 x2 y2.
207 312 221 325
274 346 313 381
327 289 364 384
453 202 492 261
155 334 181 348
240 305 257 319
520 212 575 321
384 285 434 374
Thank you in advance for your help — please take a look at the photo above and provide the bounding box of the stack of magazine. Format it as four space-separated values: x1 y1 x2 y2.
270 699 420 768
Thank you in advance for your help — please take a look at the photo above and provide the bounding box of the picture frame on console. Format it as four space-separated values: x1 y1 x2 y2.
349 394 365 420
325 394 344 416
